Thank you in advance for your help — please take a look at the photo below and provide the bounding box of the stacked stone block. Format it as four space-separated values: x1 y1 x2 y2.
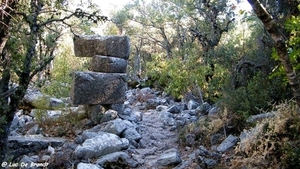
71 35 130 106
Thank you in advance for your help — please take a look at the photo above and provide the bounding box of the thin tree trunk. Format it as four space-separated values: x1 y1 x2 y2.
247 0 300 105
0 0 19 162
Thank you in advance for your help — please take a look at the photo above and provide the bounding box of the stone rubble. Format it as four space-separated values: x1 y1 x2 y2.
8 87 244 168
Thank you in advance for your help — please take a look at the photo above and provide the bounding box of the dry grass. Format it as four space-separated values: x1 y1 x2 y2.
135 88 155 103
36 108 88 138
227 102 300 169
178 110 229 147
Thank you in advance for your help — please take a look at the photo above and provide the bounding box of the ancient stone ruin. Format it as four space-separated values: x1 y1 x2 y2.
71 35 130 106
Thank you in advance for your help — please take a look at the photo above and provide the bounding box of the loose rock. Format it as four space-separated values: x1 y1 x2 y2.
75 132 129 159
217 134 239 153
156 148 182 166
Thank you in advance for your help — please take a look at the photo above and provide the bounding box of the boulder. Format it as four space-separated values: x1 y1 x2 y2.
73 35 130 59
118 108 143 123
100 109 118 123
156 148 182 166
197 146 211 157
98 118 127 136
122 127 142 142
239 122 268 152
217 134 239 152
71 71 127 105
23 89 46 107
195 146 220 169
79 131 100 141
23 89 65 109
195 102 211 115
46 110 62 119
9 110 33 135
201 158 217 169
246 111 276 123
75 132 129 159
7 135 66 158
90 55 127 73
135 147 157 157
49 98 65 109
96 152 138 168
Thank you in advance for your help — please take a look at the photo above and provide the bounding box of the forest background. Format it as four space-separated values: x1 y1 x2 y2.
0 0 299 167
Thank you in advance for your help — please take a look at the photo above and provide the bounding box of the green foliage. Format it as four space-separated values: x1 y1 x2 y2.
41 45 89 98
222 72 285 118
219 10 293 118
270 7 300 85
146 52 226 101
0 115 7 133
32 97 50 123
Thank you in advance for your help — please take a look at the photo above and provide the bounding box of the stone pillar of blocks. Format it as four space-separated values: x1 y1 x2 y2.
71 35 130 106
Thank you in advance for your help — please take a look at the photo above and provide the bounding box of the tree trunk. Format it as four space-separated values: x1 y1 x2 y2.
0 0 40 161
247 0 300 105
0 0 19 162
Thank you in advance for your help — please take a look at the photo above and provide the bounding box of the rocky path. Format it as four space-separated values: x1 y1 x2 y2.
6 87 241 169
134 109 180 168
129 102 198 169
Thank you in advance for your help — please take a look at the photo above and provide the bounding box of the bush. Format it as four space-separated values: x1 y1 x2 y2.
41 45 89 98
32 97 51 123
146 54 226 101
37 108 88 138
230 102 300 169
178 109 230 147
222 71 291 118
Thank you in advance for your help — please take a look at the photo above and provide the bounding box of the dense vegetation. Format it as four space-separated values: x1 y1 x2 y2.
106 0 299 116
0 0 299 167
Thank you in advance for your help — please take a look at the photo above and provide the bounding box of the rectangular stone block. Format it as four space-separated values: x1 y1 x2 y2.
73 35 130 59
90 55 128 73
71 71 128 105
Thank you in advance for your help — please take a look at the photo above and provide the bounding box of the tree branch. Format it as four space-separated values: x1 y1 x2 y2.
247 0 300 105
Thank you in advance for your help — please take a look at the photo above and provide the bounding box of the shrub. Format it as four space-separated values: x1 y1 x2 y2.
41 45 89 98
32 97 51 123
37 108 88 138
178 109 230 147
222 71 291 119
146 54 226 102
230 102 300 169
